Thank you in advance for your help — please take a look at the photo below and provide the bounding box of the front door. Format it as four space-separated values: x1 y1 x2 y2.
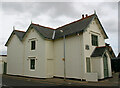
103 54 109 78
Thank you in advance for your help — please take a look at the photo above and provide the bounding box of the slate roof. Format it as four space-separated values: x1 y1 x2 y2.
5 30 25 46
5 13 108 46
91 46 107 57
29 23 54 39
54 14 95 39
14 30 25 41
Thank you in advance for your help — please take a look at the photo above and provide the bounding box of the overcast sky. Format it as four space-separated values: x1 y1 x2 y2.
0 1 119 56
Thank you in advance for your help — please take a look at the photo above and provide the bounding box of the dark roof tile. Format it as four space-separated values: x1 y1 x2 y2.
30 24 54 39
14 30 25 41
91 46 107 57
54 14 95 39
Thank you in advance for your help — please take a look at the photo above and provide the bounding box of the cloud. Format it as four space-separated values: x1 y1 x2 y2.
2 2 79 18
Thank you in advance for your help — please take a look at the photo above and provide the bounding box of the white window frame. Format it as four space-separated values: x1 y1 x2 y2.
86 57 91 73
28 38 38 51
29 57 36 71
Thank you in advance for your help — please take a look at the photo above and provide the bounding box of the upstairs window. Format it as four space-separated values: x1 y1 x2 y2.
31 41 36 50
91 34 98 46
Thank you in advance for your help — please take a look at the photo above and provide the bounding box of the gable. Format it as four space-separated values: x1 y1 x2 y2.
94 17 108 39
5 30 25 46
22 26 44 42
22 24 54 41
91 47 107 57
91 46 113 59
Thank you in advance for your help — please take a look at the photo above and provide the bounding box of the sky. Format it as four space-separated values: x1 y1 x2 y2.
0 0 119 56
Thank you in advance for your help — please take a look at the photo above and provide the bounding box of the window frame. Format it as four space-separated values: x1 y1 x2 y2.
31 40 36 50
30 58 36 70
86 57 91 73
91 34 98 46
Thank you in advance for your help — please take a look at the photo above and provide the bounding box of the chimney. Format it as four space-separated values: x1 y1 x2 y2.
86 14 88 17
82 14 84 19
105 43 110 46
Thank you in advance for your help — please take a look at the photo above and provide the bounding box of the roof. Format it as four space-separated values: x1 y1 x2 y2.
117 53 120 58
91 46 107 57
54 14 95 39
27 23 55 39
5 13 108 46
14 30 25 40
5 30 25 46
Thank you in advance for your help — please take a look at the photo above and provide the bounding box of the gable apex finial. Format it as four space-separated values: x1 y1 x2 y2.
31 20 33 24
94 10 96 14
13 26 15 30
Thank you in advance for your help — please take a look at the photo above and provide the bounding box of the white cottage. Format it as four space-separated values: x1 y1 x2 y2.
0 55 7 74
5 13 112 81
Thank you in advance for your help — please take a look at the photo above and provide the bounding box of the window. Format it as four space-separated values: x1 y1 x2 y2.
30 59 35 70
91 34 98 46
31 41 36 50
86 58 91 72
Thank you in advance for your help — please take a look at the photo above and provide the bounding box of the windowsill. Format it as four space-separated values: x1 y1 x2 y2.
92 45 98 47
30 69 35 71
30 50 35 51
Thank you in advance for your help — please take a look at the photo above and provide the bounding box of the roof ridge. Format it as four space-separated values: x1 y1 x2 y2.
14 30 25 33
56 14 95 30
31 14 95 31
31 23 55 30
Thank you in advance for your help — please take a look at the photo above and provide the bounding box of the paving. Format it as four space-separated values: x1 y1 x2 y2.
1 73 120 88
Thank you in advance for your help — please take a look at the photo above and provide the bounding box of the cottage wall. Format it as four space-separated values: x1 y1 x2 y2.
0 56 7 74
54 34 84 79
45 40 54 78
7 35 23 75
83 19 106 78
0 58 3 74
23 28 47 78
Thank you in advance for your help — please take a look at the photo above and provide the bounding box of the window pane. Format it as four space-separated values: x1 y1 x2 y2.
30 59 35 70
91 35 98 46
86 58 91 72
31 41 35 50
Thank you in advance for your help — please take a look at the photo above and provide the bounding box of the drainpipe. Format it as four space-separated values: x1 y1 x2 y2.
52 30 56 40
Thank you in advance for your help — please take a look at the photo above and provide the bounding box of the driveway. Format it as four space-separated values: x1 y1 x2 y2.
1 73 120 88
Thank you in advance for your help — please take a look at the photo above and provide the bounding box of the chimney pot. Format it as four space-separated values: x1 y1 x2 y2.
82 14 84 19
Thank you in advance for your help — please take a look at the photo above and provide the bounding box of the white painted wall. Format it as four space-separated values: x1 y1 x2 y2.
85 73 98 82
91 51 112 79
54 34 84 79
0 56 7 74
7 34 23 75
91 57 104 79
83 19 106 79
23 28 47 78
45 40 54 78
0 59 3 74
